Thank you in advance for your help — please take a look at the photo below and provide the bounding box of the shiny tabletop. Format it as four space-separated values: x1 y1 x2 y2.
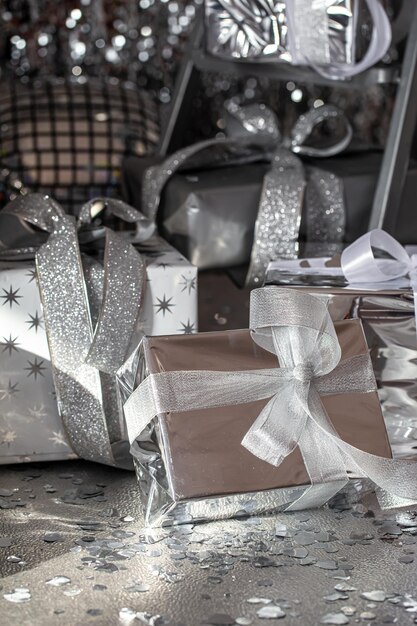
1 461 417 626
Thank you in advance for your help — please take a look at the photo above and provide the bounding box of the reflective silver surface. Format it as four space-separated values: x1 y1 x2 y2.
1 460 417 626
205 0 355 64
265 272 417 461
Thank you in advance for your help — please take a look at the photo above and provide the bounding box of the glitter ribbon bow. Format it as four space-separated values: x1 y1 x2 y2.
142 102 352 287
124 287 417 510
0 194 153 467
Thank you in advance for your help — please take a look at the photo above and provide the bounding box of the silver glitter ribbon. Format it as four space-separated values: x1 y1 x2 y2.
205 0 391 80
142 102 352 287
124 287 417 511
1 193 152 467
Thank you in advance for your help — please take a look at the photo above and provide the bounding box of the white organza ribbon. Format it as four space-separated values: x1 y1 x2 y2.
124 287 417 511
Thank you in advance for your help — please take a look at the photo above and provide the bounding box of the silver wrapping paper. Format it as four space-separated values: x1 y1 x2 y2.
205 0 355 64
157 160 346 275
265 270 417 461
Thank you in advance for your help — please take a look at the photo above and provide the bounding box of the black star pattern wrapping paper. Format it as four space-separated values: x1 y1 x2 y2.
0 265 75 463
0 240 197 464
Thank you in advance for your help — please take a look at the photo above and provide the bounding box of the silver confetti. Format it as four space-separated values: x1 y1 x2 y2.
256 605 286 619
247 598 272 605
360 611 376 620
341 607 356 616
46 576 71 586
324 592 349 602
4 588 31 603
361 591 387 602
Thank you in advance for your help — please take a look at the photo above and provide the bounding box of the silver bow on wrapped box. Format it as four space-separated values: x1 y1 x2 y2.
0 193 154 468
205 0 392 80
142 102 352 287
124 287 417 511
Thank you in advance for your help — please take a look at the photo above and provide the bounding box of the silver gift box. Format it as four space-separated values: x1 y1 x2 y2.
118 321 392 526
265 268 417 459
205 0 358 65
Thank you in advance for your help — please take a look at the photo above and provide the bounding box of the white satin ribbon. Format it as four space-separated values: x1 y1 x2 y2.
341 229 417 285
123 287 417 511
268 228 417 331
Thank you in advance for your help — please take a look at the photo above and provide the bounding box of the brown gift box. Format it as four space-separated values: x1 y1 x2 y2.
119 318 392 525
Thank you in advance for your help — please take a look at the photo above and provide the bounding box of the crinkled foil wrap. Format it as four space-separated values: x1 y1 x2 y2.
205 0 355 65
265 272 417 461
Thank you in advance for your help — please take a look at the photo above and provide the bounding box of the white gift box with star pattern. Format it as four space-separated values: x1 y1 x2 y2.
0 244 197 464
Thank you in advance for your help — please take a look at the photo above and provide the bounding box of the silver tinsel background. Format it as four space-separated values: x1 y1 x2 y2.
0 0 398 138
0 0 399 207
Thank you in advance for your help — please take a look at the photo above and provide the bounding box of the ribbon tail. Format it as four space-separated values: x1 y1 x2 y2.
305 388 417 507
337 441 417 507
284 386 350 510
245 149 305 287
241 382 307 466
86 229 146 375
304 168 345 258
36 221 115 466
142 138 229 222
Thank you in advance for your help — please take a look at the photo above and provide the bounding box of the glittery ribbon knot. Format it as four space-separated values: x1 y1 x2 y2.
292 362 314 383
240 102 352 287
1 193 151 467
142 102 352 287
124 287 417 511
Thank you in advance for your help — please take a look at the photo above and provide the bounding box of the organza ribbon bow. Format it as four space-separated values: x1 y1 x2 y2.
124 287 417 510
0 194 153 467
141 102 352 287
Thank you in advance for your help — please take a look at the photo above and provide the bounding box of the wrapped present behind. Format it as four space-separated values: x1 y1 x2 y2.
119 287 417 526
205 0 392 80
0 195 197 466
266 229 417 460
136 101 354 287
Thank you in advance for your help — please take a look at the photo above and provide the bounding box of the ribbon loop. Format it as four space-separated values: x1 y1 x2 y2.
3 192 68 233
341 229 413 284
79 197 156 242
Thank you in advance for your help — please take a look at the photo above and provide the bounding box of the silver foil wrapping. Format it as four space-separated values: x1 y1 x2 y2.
205 0 356 64
265 270 417 460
